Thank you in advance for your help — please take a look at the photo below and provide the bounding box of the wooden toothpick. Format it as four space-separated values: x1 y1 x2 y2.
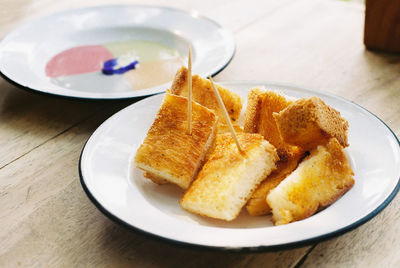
187 46 192 135
209 76 243 152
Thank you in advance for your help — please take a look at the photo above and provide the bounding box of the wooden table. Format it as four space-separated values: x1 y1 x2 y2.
1 0 399 267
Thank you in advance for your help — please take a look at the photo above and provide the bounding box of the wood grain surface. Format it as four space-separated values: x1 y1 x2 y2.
0 0 399 267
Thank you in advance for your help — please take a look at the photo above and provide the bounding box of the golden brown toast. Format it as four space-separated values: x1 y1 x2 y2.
245 147 304 216
267 138 354 225
180 133 278 221
134 93 217 189
170 66 242 123
273 96 349 150
243 88 301 158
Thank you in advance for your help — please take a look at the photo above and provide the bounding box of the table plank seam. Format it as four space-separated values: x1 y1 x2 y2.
292 244 317 268
0 104 108 170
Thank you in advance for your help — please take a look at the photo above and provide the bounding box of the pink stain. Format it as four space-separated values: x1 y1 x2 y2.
45 45 113 78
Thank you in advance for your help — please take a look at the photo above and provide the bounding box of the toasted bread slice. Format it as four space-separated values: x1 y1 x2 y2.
267 138 354 225
273 96 349 150
243 88 301 158
171 66 242 123
134 93 217 189
246 147 304 216
143 172 169 185
180 133 278 221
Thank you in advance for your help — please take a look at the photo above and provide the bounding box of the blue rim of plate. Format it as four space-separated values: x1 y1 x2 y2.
78 81 400 252
0 5 235 100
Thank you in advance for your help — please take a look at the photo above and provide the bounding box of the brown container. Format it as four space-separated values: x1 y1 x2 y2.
364 0 400 53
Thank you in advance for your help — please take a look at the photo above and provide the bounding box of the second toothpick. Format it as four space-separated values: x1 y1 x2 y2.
209 76 243 152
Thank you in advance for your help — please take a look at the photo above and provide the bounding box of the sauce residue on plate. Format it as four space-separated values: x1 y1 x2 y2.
45 45 113 78
45 40 185 91
124 57 184 90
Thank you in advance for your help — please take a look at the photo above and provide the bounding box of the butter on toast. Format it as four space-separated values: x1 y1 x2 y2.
134 93 217 189
267 138 354 225
170 66 242 123
180 133 278 221
273 96 349 150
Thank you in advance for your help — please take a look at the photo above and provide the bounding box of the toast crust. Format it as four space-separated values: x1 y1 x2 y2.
243 87 263 134
273 96 349 150
171 66 242 123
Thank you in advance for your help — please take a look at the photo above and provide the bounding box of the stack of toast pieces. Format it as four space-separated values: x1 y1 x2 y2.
134 66 354 225
244 89 353 225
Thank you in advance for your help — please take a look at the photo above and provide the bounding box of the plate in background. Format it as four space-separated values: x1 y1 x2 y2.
0 5 235 99
79 82 400 251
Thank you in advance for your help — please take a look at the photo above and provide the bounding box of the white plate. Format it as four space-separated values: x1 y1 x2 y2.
79 82 400 251
0 5 234 99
